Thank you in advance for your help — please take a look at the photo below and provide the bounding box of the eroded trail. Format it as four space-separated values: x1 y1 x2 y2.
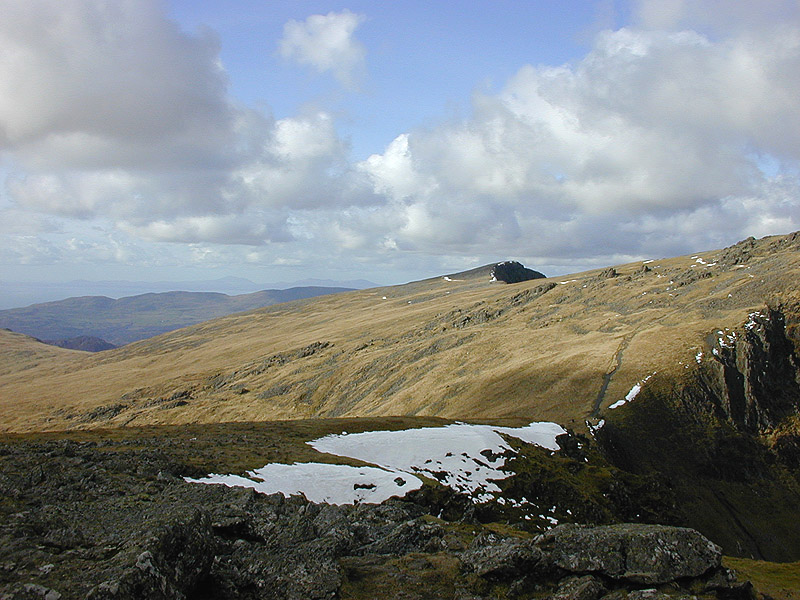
592 334 634 416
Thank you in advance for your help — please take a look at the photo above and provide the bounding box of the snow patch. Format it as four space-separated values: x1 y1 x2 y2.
586 420 605 437
717 329 737 349
625 383 643 402
188 422 567 505
609 374 655 410
185 462 423 505
310 422 566 503
746 311 767 331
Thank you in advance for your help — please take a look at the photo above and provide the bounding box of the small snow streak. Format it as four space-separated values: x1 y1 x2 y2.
609 373 655 410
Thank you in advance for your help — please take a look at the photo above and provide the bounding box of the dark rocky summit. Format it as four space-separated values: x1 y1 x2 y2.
490 261 546 284
0 440 754 600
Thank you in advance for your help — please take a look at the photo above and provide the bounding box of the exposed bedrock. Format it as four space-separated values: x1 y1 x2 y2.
490 261 546 284
23 503 751 600
696 306 800 433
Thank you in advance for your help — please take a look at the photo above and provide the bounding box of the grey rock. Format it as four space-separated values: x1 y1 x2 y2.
550 575 606 600
622 590 694 600
598 592 629 600
536 523 721 584
703 568 756 599
21 584 62 600
0 436 758 600
86 510 216 600
357 518 445 555
461 532 547 581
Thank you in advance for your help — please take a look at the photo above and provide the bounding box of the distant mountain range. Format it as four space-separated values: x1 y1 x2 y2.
0 277 377 310
0 286 355 347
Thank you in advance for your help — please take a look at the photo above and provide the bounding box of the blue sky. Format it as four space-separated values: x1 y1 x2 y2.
1 0 799 299
167 1 617 159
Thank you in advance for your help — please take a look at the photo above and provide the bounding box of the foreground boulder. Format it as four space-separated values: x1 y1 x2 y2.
459 523 748 600
536 523 722 584
461 531 548 581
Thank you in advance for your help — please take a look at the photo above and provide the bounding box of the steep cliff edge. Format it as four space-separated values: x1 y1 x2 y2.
597 296 800 561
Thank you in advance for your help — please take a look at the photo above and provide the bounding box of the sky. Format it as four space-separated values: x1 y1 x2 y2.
1 0 799 293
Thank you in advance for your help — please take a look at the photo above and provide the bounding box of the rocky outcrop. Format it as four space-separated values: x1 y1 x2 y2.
490 261 546 284
462 524 745 600
692 306 800 433
0 439 754 600
86 512 215 600
595 303 800 561
461 532 548 580
80 516 749 600
549 575 607 600
535 523 721 584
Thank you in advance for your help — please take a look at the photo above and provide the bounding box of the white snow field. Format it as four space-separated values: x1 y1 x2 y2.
186 462 423 505
187 421 566 505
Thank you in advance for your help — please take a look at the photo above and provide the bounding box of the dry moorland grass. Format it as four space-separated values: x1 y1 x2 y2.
1 232 799 433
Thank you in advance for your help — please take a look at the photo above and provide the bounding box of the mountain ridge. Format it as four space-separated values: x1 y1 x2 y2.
0 277 378 309
1 232 798 434
0 286 354 347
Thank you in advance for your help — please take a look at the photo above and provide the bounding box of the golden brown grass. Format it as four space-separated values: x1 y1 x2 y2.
1 232 798 433
724 556 800 599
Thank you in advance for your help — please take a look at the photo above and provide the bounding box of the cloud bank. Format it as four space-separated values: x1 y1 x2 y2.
1 0 799 280
356 23 800 262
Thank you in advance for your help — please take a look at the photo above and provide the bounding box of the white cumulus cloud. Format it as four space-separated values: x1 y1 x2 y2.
0 1 374 247
1 0 799 280
278 10 367 88
356 22 800 262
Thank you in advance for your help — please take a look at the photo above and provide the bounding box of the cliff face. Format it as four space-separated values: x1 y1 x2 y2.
696 305 800 433
598 299 800 561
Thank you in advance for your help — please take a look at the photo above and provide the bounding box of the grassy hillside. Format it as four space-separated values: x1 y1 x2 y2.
0 286 352 347
3 236 800 570
1 233 799 434
0 328 84 377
